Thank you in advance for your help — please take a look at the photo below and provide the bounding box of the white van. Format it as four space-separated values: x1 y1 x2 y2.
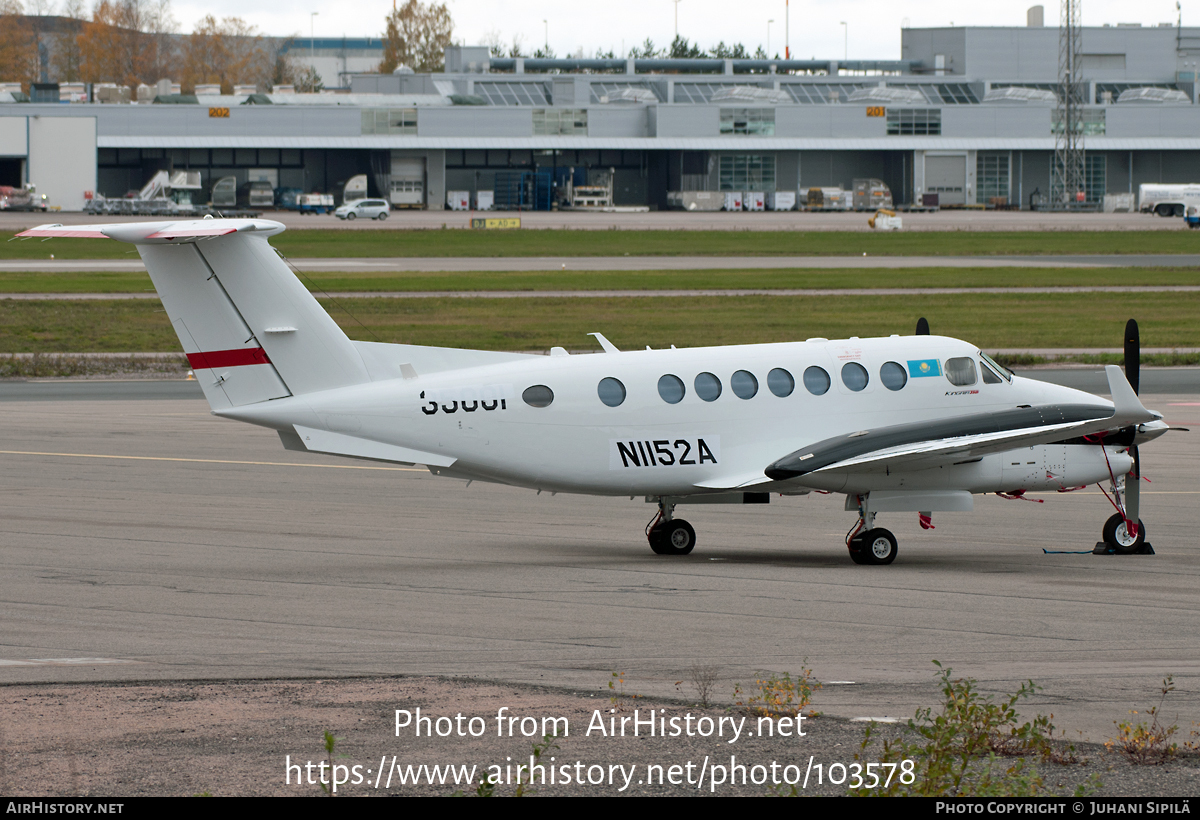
335 199 390 220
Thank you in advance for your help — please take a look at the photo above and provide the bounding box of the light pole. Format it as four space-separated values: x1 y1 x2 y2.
768 19 774 57
840 21 848 61
674 0 682 39
310 12 318 62
543 19 548 52
785 0 790 59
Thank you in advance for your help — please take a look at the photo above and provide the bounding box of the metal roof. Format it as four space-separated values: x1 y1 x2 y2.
96 135 1200 151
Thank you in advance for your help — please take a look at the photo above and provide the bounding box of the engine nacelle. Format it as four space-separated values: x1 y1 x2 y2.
998 444 1131 492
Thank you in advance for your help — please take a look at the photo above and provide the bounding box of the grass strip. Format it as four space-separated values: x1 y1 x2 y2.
0 267 1197 294
0 353 188 378
4 228 1200 259
1 292 1197 354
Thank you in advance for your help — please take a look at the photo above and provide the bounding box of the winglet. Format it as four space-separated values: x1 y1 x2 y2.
1105 365 1157 426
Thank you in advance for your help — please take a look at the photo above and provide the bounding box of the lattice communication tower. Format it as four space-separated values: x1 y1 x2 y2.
1051 0 1088 208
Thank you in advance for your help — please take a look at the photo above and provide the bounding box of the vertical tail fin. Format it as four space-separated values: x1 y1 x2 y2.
17 219 370 411
141 234 369 407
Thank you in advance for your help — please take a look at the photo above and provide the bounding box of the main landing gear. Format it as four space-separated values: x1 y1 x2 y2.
647 500 695 555
846 494 898 565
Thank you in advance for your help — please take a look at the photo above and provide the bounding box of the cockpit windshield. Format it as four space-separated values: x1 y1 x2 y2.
978 351 1012 382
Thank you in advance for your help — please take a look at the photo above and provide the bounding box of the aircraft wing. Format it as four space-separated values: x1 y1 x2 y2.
766 366 1157 479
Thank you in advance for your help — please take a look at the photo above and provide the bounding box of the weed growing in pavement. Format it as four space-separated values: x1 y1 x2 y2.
1106 676 1179 764
319 730 342 796
1185 723 1200 754
734 663 821 718
451 733 560 797
513 733 561 797
608 671 638 710
849 662 1092 797
681 664 721 707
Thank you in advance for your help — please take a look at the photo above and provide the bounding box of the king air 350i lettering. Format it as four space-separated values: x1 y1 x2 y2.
610 437 720 469
421 384 514 415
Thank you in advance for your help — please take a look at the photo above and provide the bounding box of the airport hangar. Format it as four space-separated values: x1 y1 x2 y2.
4 19 1200 214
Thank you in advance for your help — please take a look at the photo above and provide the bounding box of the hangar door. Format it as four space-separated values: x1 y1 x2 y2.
390 156 425 208
925 155 966 206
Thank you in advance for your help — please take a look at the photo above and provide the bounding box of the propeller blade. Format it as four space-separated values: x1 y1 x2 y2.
1126 445 1141 530
916 317 930 336
1124 318 1140 395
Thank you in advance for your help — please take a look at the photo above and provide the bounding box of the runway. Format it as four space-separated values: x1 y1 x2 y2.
1 381 1197 741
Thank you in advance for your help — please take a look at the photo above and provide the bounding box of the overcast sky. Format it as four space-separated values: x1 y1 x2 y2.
163 0 1190 60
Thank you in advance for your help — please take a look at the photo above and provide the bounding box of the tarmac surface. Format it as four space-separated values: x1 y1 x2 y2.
0 209 1186 232
1 376 1198 743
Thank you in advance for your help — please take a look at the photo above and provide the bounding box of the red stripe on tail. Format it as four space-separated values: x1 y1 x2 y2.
186 347 271 369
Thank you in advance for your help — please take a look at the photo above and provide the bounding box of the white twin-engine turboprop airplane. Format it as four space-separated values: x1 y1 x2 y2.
19 217 1174 564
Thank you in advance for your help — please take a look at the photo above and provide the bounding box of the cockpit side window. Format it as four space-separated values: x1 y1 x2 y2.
980 361 1003 384
944 357 977 387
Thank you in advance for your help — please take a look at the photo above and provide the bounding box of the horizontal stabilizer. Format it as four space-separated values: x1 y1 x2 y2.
16 224 107 238
294 425 456 467
146 225 238 240
16 219 283 244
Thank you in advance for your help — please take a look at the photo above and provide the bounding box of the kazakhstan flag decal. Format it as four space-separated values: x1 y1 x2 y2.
907 359 942 377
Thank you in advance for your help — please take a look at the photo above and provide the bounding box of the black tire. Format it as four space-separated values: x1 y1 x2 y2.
649 520 696 555
648 527 669 555
377 211 388 221
346 212 357 220
858 528 898 565
1155 204 1173 217
1103 513 1145 554
847 545 870 565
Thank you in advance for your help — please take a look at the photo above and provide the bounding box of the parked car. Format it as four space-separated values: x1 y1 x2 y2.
335 198 390 220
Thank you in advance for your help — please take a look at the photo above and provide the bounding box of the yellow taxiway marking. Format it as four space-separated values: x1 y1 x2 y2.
0 450 426 473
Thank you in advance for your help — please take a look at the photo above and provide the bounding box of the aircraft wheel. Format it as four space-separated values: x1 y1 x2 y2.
649 520 695 555
857 528 898 565
1103 514 1145 555
648 527 668 554
847 545 870 565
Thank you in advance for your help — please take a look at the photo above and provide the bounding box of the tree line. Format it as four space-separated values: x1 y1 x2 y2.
0 0 776 95
0 0 314 94
484 34 774 62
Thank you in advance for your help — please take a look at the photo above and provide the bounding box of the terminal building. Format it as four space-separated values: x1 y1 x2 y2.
3 12 1200 213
